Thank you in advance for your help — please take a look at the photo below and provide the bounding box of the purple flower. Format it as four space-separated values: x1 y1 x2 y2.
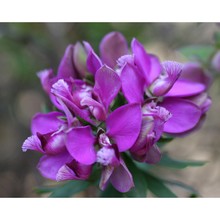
119 38 211 136
37 45 83 109
161 63 212 134
97 134 134 192
65 103 142 192
22 31 212 194
130 132 161 164
22 112 67 154
129 102 171 164
22 111 93 181
165 62 212 98
51 65 121 124
38 151 92 181
84 32 128 74
51 78 95 125
48 61 142 191
115 35 212 169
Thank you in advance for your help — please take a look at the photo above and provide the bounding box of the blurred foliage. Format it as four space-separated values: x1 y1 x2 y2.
178 45 215 65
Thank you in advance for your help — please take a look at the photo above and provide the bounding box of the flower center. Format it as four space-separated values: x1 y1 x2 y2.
96 147 115 166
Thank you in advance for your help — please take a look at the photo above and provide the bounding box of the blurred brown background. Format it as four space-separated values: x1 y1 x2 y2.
0 23 219 197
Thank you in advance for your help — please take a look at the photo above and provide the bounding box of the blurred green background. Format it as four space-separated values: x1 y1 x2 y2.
0 23 220 197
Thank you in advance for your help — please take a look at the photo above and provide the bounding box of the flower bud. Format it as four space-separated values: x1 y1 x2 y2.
99 133 111 147
149 61 182 96
74 42 88 78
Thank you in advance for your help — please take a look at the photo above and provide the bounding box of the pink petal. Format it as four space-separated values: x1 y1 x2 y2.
180 62 212 87
120 63 145 104
56 97 75 126
84 41 102 75
188 92 212 114
43 132 66 155
130 116 154 152
165 80 206 97
94 65 121 110
159 98 202 134
100 32 128 68
66 126 96 165
148 55 162 85
37 69 65 109
61 96 95 125
37 69 55 94
56 164 78 181
166 62 211 97
144 144 161 164
57 45 77 79
81 96 107 121
56 159 92 181
31 112 64 135
51 79 72 100
99 165 115 191
70 160 92 179
132 39 161 86
106 104 142 152
150 61 182 97
37 151 72 181
110 159 134 193
132 38 150 84
22 135 44 153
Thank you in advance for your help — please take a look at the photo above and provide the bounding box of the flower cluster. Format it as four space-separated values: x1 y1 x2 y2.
22 32 212 193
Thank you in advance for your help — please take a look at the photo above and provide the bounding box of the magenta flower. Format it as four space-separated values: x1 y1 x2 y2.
119 38 211 135
165 62 211 98
116 36 212 164
84 31 128 75
130 101 171 164
50 64 121 124
22 31 212 195
65 103 142 192
22 111 93 181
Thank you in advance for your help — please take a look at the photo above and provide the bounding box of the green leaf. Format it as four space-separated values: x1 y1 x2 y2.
41 104 52 114
124 155 148 197
178 45 215 63
157 136 174 148
34 186 56 195
163 179 199 196
158 153 207 169
48 180 90 198
111 92 127 111
214 32 220 48
144 173 177 198
133 160 152 172
100 184 125 198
